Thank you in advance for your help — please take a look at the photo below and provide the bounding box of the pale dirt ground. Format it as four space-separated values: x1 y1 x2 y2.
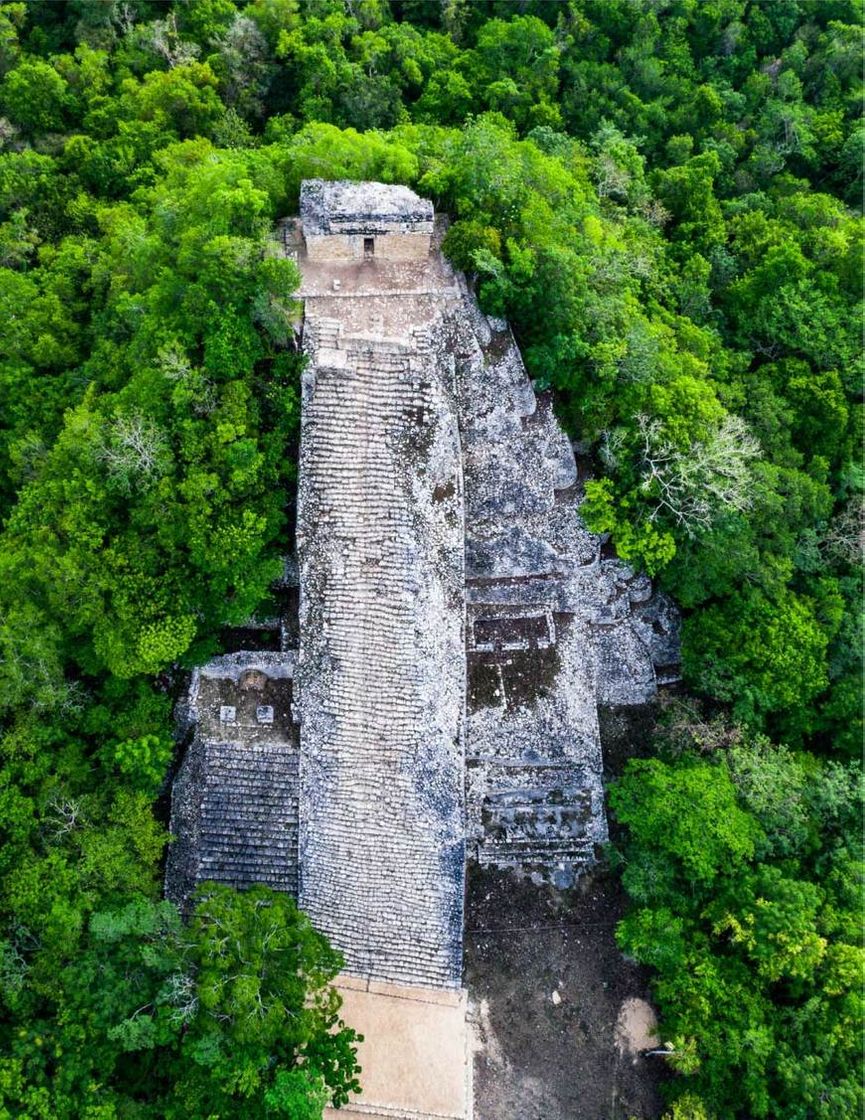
323 977 470 1120
615 998 660 1059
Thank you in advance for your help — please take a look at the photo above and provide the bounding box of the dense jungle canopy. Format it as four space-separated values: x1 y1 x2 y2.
0 2 861 1118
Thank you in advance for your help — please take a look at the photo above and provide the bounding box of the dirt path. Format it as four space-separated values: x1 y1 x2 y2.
465 864 666 1120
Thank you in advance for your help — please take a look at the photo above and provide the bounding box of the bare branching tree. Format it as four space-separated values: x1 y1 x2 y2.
598 426 628 472
821 497 865 567
157 343 192 383
164 970 199 1026
214 16 271 116
0 939 27 997
0 117 18 150
98 414 169 491
637 197 672 226
637 412 761 535
44 795 86 839
147 14 200 68
595 152 634 203
112 2 138 38
656 693 744 757
157 344 217 416
0 613 85 714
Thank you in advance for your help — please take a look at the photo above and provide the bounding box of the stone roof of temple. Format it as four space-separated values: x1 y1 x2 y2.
299 178 434 236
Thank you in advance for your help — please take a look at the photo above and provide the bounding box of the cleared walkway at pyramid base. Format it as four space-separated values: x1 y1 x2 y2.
323 977 472 1120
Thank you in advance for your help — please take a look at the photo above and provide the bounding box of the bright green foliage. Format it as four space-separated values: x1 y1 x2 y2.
662 1097 713 1120
610 757 761 889
112 733 174 795
466 16 561 131
612 716 863 1119
0 141 302 691
173 884 360 1113
682 586 833 734
0 1 860 1116
0 56 68 133
122 61 225 139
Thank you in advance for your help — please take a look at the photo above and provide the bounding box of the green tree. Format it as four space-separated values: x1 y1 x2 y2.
0 57 69 134
682 585 833 733
611 726 863 1120
2 887 360 1118
166 884 360 1114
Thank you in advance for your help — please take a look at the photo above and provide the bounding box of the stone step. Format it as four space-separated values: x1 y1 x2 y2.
199 825 298 842
199 863 298 880
193 737 301 896
476 836 595 866
205 766 298 781
482 785 592 807
202 771 299 788
199 856 298 874
201 872 298 890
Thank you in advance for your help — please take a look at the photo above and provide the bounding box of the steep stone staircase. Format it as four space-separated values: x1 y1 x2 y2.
298 328 465 989
196 740 300 894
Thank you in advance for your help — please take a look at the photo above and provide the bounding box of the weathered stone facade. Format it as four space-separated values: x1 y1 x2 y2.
166 181 679 991
301 178 434 262
458 309 678 887
166 652 299 906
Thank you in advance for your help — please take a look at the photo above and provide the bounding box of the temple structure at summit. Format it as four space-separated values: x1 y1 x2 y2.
166 179 679 1119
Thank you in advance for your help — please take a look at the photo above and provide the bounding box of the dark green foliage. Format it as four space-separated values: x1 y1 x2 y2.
1 885 359 1117
0 1 860 1116
0 141 301 690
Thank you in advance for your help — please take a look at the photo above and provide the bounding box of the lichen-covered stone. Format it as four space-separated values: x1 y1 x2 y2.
295 239 466 988
300 179 434 237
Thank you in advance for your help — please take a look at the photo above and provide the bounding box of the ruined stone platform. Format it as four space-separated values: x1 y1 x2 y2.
165 653 299 905
168 181 679 987
456 309 679 885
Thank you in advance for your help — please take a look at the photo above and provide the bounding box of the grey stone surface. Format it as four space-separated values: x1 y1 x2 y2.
301 179 434 237
165 655 299 908
166 182 681 989
295 219 466 989
458 310 678 885
461 401 607 875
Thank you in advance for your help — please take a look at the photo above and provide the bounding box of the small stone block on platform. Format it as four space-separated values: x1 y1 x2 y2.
219 705 236 724
256 705 275 725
